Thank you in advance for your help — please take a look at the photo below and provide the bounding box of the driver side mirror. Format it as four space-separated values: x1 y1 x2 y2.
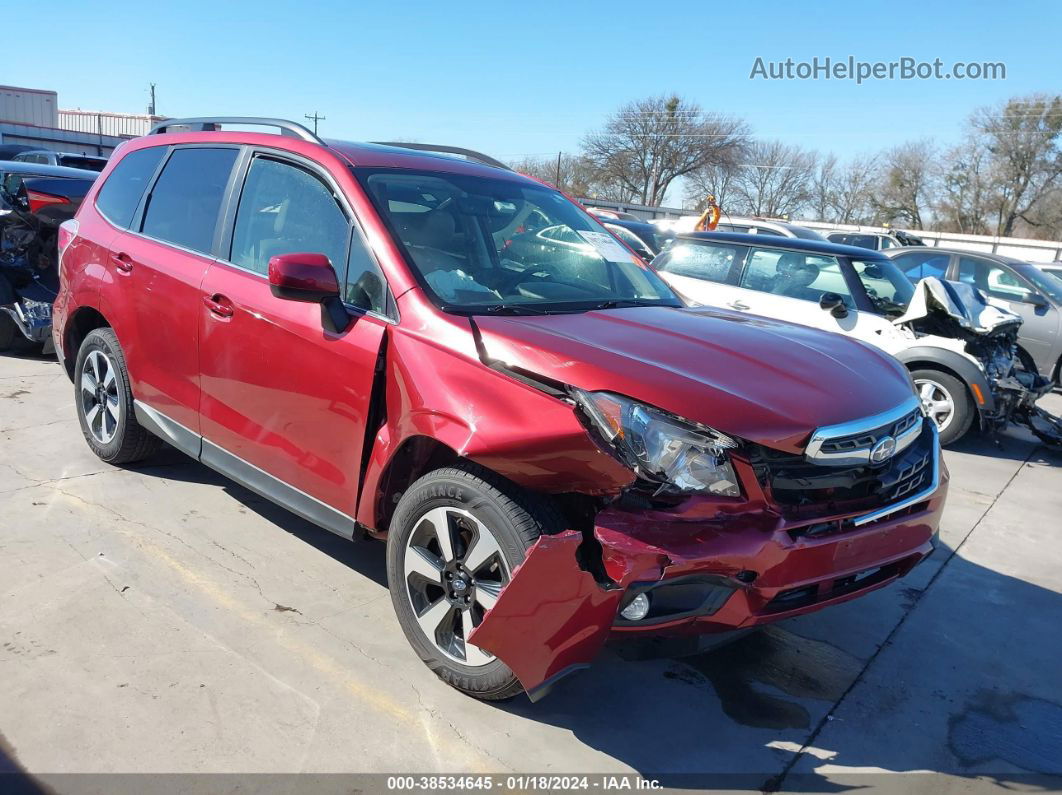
268 252 350 333
1024 291 1049 308
819 292 849 318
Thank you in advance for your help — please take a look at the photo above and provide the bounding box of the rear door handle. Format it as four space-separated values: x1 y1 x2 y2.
728 300 750 311
111 252 134 273
202 294 234 319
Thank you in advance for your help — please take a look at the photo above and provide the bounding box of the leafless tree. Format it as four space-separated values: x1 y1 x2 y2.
582 95 749 207
831 155 879 224
728 140 818 218
509 153 618 199
683 161 740 213
871 140 936 228
934 138 992 235
973 93 1062 236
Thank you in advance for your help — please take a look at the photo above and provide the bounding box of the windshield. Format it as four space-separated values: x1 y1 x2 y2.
356 169 680 313
851 258 916 317
1016 263 1062 303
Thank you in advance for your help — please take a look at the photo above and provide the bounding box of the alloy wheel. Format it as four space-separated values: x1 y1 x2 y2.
80 350 121 444
916 378 955 433
403 506 510 668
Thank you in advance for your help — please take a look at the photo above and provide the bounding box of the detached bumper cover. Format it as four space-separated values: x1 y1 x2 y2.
468 467 947 699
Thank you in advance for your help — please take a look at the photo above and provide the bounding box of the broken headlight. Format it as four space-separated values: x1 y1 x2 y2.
573 390 741 497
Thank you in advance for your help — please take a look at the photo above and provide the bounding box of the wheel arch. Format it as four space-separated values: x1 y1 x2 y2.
895 345 994 415
62 306 111 379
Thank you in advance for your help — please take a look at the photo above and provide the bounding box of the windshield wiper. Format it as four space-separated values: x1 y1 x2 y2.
589 299 678 310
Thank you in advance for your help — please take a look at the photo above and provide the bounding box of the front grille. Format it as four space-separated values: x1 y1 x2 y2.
748 420 934 520
817 408 921 455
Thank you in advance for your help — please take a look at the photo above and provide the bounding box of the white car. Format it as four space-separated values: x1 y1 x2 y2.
654 232 1039 445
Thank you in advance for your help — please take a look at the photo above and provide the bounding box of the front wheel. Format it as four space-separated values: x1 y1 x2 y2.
910 368 974 445
386 463 563 700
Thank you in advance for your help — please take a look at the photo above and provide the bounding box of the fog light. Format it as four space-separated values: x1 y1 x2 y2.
620 593 651 621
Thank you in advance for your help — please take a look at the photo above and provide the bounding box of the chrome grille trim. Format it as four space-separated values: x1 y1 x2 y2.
852 424 941 527
804 396 923 467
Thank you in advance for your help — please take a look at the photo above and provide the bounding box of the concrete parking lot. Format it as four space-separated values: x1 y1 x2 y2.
1 350 1060 791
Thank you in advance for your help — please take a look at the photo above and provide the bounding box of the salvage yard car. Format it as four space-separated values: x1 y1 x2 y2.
886 247 1062 387
1 161 97 352
54 117 946 701
654 233 1060 446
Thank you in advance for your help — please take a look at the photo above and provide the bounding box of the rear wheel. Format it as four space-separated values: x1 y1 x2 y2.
386 463 563 700
910 369 973 445
74 328 161 464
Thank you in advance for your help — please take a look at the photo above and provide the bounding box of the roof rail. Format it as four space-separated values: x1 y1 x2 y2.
148 117 323 144
371 142 511 171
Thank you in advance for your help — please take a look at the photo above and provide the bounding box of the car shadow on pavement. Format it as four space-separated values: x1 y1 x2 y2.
126 447 388 587
491 530 1062 791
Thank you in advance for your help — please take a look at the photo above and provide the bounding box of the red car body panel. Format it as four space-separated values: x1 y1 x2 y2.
197 260 388 516
475 307 915 454
54 129 948 700
472 475 946 698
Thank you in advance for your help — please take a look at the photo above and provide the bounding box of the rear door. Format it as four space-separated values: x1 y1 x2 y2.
652 238 748 309
197 151 390 531
107 145 239 435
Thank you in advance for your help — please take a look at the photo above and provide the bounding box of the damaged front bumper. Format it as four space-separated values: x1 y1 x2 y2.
469 446 947 701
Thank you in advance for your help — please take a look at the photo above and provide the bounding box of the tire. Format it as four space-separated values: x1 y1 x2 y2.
386 462 565 700
0 313 15 352
74 328 161 464
910 368 974 446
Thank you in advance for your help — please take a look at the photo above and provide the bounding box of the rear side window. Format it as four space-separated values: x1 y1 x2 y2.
654 240 745 283
142 148 237 255
96 146 167 229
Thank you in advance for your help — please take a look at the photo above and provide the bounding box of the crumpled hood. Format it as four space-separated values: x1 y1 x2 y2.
476 306 915 453
893 277 1023 334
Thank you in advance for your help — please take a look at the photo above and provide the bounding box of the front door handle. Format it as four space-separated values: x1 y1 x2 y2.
728 300 750 311
202 294 234 319
111 252 134 273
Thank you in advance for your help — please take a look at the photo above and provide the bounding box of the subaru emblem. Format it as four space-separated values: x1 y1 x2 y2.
870 436 897 464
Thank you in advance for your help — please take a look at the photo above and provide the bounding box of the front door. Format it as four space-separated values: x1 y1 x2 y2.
957 255 1060 372
197 153 390 532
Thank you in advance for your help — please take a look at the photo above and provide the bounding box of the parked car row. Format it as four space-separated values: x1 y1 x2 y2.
43 117 951 702
654 233 1060 446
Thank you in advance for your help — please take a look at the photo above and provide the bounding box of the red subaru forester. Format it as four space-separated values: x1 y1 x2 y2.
53 118 946 701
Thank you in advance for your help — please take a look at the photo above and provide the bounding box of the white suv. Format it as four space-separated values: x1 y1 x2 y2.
654 232 1027 445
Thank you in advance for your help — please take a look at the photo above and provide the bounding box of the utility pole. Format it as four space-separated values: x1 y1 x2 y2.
148 83 157 116
305 112 326 135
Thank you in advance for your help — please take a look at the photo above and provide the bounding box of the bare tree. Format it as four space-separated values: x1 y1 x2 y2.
583 95 748 207
831 155 879 224
684 161 741 213
973 93 1062 236
509 153 614 199
728 140 817 218
934 138 992 235
871 140 936 228
809 153 840 222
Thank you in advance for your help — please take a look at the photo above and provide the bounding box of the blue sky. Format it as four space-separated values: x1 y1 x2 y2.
6 0 1060 203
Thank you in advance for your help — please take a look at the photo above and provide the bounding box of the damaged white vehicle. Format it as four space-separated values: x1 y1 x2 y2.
654 232 1061 446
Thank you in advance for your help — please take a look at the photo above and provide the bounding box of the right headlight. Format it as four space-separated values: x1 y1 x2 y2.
572 389 741 497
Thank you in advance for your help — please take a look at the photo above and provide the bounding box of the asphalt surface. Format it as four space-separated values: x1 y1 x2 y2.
1 350 1060 792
